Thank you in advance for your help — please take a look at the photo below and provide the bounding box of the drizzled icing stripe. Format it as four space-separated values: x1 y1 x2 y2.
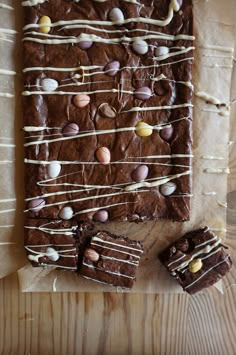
204 168 230 174
195 91 225 105
0 68 16 75
24 225 77 236
90 243 140 259
40 263 77 270
83 262 135 279
24 190 149 212
0 28 17 35
0 93 14 98
122 103 193 113
200 44 234 53
73 202 131 216
92 235 143 253
101 255 139 266
185 256 230 290
26 244 75 247
0 3 14 9
23 1 184 28
23 124 174 147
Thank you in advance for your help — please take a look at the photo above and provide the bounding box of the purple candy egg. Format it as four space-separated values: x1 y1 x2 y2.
62 123 79 137
134 86 152 100
104 61 120 77
108 8 124 23
28 198 45 213
131 165 149 182
78 41 93 50
160 125 174 142
93 210 109 223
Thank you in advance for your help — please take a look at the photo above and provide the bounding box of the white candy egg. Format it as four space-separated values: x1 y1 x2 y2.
132 40 149 55
108 8 124 23
59 206 74 220
46 247 59 262
48 161 61 179
160 182 177 196
42 78 58 92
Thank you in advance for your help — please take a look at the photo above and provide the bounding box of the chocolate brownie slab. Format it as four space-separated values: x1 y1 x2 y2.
159 227 232 294
80 231 144 288
23 0 193 222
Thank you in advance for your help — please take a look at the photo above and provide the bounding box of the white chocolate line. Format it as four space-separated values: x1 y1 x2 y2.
124 170 191 192
0 197 16 203
92 235 143 253
0 3 14 10
0 143 15 148
0 68 16 76
0 28 17 35
90 243 140 259
53 277 57 292
185 256 230 290
23 1 187 29
82 275 114 287
40 263 77 270
153 47 194 61
217 200 227 208
73 202 131 217
26 244 75 248
200 45 234 53
201 155 225 160
23 124 173 147
0 208 15 214
202 108 230 116
195 236 218 249
22 0 46 5
210 227 227 233
195 91 225 105
0 225 14 228
101 255 139 266
0 37 14 43
204 168 230 174
24 190 149 212
24 225 76 236
122 103 193 113
0 242 15 245
0 93 14 98
83 262 135 279
0 160 13 164
203 192 217 196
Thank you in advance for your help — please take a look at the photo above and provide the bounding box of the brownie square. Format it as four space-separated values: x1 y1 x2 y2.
159 227 232 294
23 0 194 223
80 231 144 288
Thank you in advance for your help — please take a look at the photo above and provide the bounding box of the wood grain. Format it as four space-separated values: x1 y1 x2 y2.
0 273 236 355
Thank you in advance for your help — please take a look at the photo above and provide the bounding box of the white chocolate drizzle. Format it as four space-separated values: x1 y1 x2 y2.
0 3 14 10
23 1 187 28
92 235 143 253
83 262 135 279
185 256 230 290
0 68 16 76
200 44 234 53
52 277 57 292
204 168 230 174
201 155 225 160
195 91 224 105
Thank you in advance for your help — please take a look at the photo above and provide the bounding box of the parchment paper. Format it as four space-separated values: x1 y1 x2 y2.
1 0 236 292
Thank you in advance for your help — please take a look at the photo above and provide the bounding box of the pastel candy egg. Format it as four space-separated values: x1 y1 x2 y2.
176 0 183 9
42 78 58 92
108 8 124 23
135 121 153 137
93 210 109 222
131 165 149 181
104 61 120 77
78 41 93 49
84 248 100 262
28 198 45 213
132 40 148 55
160 181 177 196
134 86 152 100
155 46 169 57
62 122 79 136
96 147 111 164
46 247 59 262
160 125 174 142
47 161 61 179
73 94 90 108
98 103 116 118
59 206 74 220
39 16 51 34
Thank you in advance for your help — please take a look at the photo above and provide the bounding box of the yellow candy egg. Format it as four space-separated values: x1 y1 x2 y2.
135 121 153 137
39 16 51 34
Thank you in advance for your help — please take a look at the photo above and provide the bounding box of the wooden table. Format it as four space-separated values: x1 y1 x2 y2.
0 271 236 354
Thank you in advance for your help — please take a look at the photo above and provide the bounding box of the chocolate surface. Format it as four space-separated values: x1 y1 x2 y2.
80 231 144 288
23 0 193 223
159 227 232 294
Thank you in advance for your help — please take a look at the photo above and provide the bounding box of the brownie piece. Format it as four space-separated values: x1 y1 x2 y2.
159 227 232 294
23 0 194 223
80 231 144 288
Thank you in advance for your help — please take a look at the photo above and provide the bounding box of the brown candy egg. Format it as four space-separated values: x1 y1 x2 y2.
95 147 111 164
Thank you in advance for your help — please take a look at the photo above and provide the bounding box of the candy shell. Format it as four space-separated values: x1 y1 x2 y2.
93 210 109 222
78 41 93 49
104 61 120 77
39 16 51 34
96 147 111 164
108 8 124 23
98 103 116 118
46 247 59 262
59 206 74 220
155 46 169 57
135 121 153 137
28 198 45 213
62 122 79 136
132 40 148 55
73 94 90 108
84 248 100 262
134 86 152 100
42 78 58 92
160 181 177 196
47 161 61 179
160 125 174 142
131 165 149 181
